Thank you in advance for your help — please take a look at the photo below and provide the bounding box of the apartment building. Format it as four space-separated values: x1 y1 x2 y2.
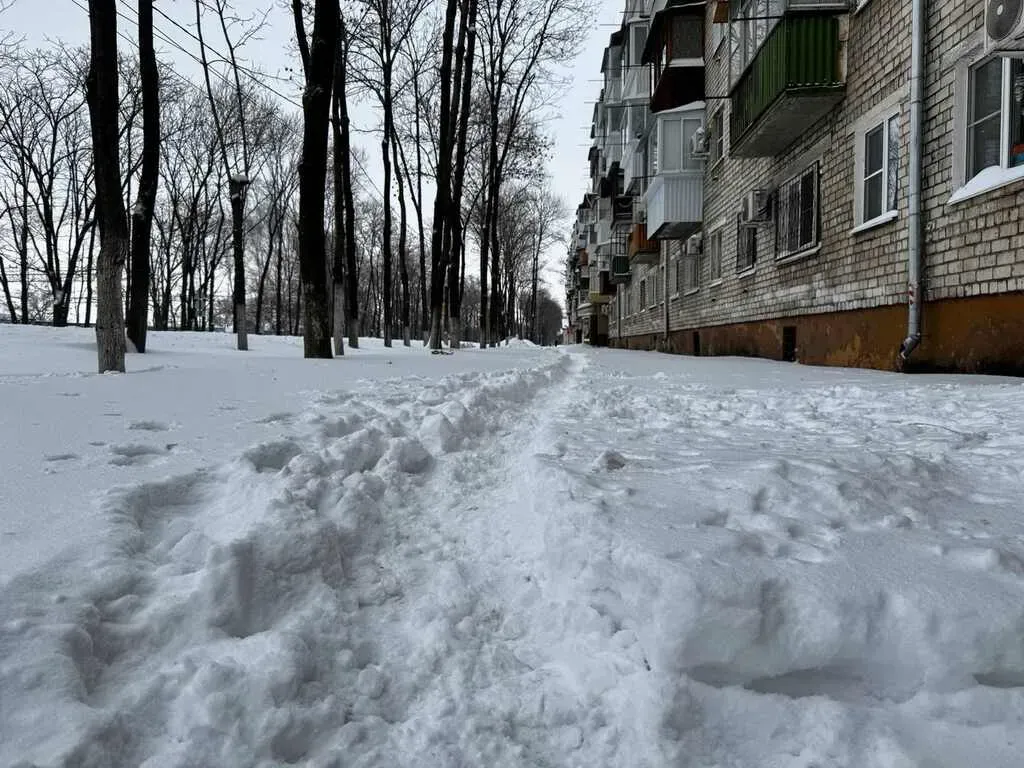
567 0 1024 373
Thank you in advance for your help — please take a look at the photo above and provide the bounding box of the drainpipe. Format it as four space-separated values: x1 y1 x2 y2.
899 0 925 365
664 243 670 349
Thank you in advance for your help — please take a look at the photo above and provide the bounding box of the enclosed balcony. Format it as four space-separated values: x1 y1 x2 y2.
609 254 631 284
644 105 704 240
628 222 659 265
729 13 847 157
641 1 704 113
646 173 702 240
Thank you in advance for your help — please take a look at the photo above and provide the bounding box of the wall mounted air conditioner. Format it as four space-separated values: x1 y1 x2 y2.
686 233 703 256
690 126 710 159
986 0 1024 52
741 189 770 224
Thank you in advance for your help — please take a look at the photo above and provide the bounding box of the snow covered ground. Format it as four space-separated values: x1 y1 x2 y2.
3 327 1024 767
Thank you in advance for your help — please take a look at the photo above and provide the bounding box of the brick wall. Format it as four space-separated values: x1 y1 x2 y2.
920 1 1024 304
609 0 1024 367
671 0 912 339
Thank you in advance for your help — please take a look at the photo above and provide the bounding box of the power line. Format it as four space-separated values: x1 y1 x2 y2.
70 0 383 196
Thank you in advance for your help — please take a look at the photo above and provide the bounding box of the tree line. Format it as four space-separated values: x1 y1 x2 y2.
0 0 582 371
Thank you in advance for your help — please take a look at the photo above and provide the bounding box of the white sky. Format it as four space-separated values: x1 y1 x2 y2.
1 0 620 299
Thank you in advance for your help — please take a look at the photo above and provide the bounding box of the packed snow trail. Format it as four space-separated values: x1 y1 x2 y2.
5 332 1024 767
4 345 665 767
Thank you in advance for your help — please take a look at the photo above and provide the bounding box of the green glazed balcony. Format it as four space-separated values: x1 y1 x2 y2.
729 14 846 157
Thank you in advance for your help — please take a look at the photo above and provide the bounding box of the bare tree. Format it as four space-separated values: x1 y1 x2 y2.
477 0 588 345
334 16 360 350
126 0 160 352
194 0 260 350
292 0 338 358
427 0 464 350
86 0 128 372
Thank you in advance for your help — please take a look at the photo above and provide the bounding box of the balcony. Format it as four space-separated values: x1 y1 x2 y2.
642 4 704 113
609 254 631 284
729 14 846 157
577 248 589 268
645 171 701 240
628 222 659 265
623 62 650 103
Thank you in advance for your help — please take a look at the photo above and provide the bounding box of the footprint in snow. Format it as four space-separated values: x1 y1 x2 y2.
108 443 169 466
128 420 171 432
254 412 295 425
44 453 79 462
592 449 627 471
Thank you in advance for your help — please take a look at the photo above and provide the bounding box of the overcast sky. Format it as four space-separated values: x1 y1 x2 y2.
2 0 620 298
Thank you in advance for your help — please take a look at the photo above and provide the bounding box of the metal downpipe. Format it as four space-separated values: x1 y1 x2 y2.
900 0 926 365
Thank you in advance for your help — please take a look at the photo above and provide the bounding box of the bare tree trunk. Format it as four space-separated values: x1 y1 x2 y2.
127 0 159 353
255 213 276 333
275 225 284 335
84 223 95 326
427 0 459 350
413 76 428 343
86 0 127 372
390 125 411 346
337 18 359 350
19 186 29 323
331 48 345 356
294 0 337 359
229 180 248 350
381 57 394 348
447 0 478 350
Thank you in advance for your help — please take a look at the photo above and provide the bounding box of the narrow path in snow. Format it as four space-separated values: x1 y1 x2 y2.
6 342 1024 767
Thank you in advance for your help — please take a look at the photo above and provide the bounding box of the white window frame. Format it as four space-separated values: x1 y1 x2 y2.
736 214 757 273
658 263 665 304
710 109 726 167
850 89 905 231
672 252 683 297
683 251 700 294
658 115 704 173
775 163 820 260
951 54 1024 203
853 114 900 228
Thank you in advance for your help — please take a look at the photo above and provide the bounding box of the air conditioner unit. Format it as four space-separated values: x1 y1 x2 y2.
741 189 770 223
690 126 710 158
986 0 1024 51
686 233 703 256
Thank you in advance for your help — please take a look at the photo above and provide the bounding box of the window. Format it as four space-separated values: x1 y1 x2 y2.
639 279 647 310
659 116 704 172
658 264 665 302
857 114 900 224
674 252 683 294
731 0 774 84
630 24 648 66
736 215 757 272
967 57 1024 180
707 229 723 282
683 246 700 292
711 22 726 54
711 110 725 165
776 163 819 258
